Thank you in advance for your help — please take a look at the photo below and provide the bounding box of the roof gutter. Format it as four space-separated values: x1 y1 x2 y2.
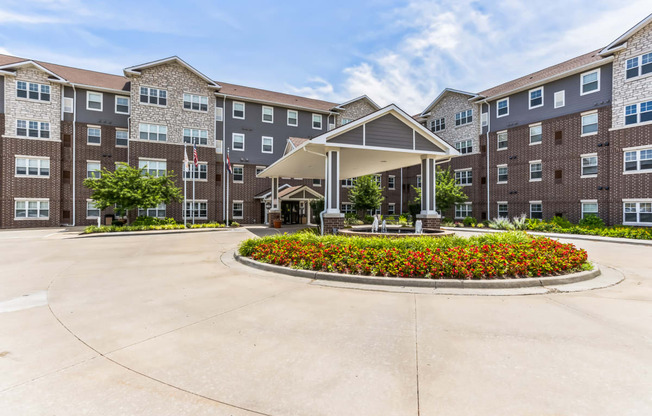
213 92 337 114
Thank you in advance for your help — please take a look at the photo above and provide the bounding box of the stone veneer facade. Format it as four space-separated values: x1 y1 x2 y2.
336 99 378 127
424 91 481 153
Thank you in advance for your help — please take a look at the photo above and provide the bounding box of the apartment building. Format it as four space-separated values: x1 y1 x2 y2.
416 14 652 227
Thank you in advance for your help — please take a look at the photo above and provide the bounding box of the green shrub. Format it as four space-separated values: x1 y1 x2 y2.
462 216 477 227
132 216 177 226
189 222 227 229
230 221 240 227
84 224 186 234
551 215 573 229
363 215 375 224
578 214 605 228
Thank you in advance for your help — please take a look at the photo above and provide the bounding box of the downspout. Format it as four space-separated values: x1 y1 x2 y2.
216 93 227 221
71 84 77 226
400 168 403 214
483 99 491 220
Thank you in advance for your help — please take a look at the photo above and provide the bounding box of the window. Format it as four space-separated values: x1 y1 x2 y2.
455 140 473 154
232 133 245 151
140 87 167 106
87 161 101 179
87 127 101 144
87 201 100 218
388 175 395 190
455 109 472 126
262 106 274 123
341 203 354 214
581 201 598 219
623 201 652 225
215 107 224 121
232 201 244 219
497 165 508 183
455 203 472 219
233 165 244 183
16 120 49 139
366 208 381 216
388 203 396 215
183 93 208 112
15 199 49 219
581 112 598 135
497 98 509 117
17 81 50 101
342 178 356 187
138 159 167 177
530 202 543 219
185 201 208 219
530 161 542 181
625 101 652 125
554 90 565 108
430 117 445 132
497 131 507 150
497 203 508 218
416 175 421 188
183 128 208 145
529 87 543 109
529 124 542 144
373 175 382 187
481 112 488 127
63 97 74 113
138 203 166 218
312 114 323 129
183 163 207 180
15 157 50 177
287 110 298 126
454 169 472 186
256 166 266 176
624 147 652 173
115 96 129 114
139 123 167 142
116 129 128 147
261 136 273 153
580 69 600 95
342 118 353 125
581 154 598 176
312 178 321 186
233 102 245 119
625 53 652 79
86 92 103 111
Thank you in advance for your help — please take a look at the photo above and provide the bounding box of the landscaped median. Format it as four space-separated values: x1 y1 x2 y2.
83 219 238 234
238 231 592 281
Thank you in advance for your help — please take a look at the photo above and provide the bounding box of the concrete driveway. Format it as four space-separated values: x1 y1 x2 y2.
0 227 651 415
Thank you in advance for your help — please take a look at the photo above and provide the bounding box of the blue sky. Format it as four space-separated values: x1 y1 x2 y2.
0 0 648 113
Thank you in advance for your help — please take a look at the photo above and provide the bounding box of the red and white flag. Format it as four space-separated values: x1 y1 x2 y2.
183 147 190 173
193 143 199 167
226 153 233 174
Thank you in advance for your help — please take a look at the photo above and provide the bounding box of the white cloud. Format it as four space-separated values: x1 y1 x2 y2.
0 10 66 24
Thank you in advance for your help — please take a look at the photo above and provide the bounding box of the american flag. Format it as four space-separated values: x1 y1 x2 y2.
193 143 199 167
226 153 233 174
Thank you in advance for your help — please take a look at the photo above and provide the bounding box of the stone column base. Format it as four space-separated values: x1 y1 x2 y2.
416 214 441 230
322 214 345 234
268 211 281 228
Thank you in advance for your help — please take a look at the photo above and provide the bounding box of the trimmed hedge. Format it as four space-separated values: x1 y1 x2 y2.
83 222 232 233
239 232 589 279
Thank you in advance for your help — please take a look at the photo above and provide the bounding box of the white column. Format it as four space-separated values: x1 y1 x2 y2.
325 149 341 214
270 177 280 212
420 156 438 216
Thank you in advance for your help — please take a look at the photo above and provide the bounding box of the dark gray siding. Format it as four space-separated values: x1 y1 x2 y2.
75 88 129 127
489 63 612 131
414 131 444 152
365 114 413 149
63 86 74 122
224 98 326 166
330 126 363 145
0 76 4 113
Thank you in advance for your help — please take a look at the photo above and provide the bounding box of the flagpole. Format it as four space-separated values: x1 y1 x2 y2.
183 144 187 227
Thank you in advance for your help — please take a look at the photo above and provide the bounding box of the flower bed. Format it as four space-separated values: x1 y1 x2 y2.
239 232 589 279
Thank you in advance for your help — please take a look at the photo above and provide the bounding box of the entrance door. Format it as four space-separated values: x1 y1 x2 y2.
282 202 301 224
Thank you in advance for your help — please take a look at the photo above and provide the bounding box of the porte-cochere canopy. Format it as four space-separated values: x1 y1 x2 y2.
258 104 460 225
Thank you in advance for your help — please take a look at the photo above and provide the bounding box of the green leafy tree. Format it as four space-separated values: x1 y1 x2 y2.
412 167 467 214
348 175 384 218
83 163 183 221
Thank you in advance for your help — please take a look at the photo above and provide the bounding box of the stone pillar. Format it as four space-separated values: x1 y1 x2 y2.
323 149 344 234
417 156 440 229
268 177 281 227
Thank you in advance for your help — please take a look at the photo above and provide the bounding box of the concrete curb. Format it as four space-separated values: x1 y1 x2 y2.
442 227 652 247
234 253 600 289
76 227 236 238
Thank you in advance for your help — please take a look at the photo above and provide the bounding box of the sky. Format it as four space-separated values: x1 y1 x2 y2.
0 0 648 114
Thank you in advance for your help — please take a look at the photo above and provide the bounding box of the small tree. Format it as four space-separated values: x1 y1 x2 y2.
412 167 467 214
83 163 183 222
310 197 324 225
348 175 384 218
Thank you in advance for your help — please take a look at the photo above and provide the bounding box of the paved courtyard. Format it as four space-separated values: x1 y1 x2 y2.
0 226 651 415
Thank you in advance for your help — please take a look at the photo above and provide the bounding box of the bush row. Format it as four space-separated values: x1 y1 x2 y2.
84 217 239 234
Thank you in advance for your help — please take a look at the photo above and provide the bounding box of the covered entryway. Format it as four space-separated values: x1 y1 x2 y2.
258 104 459 232
255 185 323 225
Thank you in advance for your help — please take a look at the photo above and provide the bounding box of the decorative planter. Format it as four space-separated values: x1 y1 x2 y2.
273 219 282 228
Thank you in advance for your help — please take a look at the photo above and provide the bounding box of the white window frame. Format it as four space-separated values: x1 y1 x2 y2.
454 168 472 186
624 100 652 126
388 175 395 190
115 128 128 148
455 139 473 154
183 93 208 112
529 201 543 220
312 114 323 130
86 91 103 112
215 106 224 122
455 109 473 127
623 199 652 226
183 128 208 145
232 200 244 219
581 200 598 219
481 112 488 127
529 160 542 182
63 97 74 113
625 52 652 80
341 202 355 214
581 110 598 136
431 117 445 132
86 200 100 219
87 126 101 145
232 165 244 183
287 109 298 126
138 203 166 218
138 158 167 178
139 86 167 107
16 120 50 139
233 101 245 119
580 68 600 96
497 164 508 184
454 202 472 219
16 80 50 102
496 98 509 118
388 203 396 215
554 90 565 108
183 162 208 181
497 202 508 219
312 178 322 187
232 133 245 151
623 145 652 174
115 96 130 115
184 200 208 219
86 160 101 179
416 175 421 188
15 156 50 178
529 123 542 145
261 136 274 154
262 106 274 123
581 153 598 178
255 166 266 176
497 130 507 150
138 123 167 142
14 198 49 220
528 86 544 109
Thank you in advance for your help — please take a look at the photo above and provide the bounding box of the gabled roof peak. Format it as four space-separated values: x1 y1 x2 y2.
124 56 220 89
419 88 477 117
601 13 652 56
